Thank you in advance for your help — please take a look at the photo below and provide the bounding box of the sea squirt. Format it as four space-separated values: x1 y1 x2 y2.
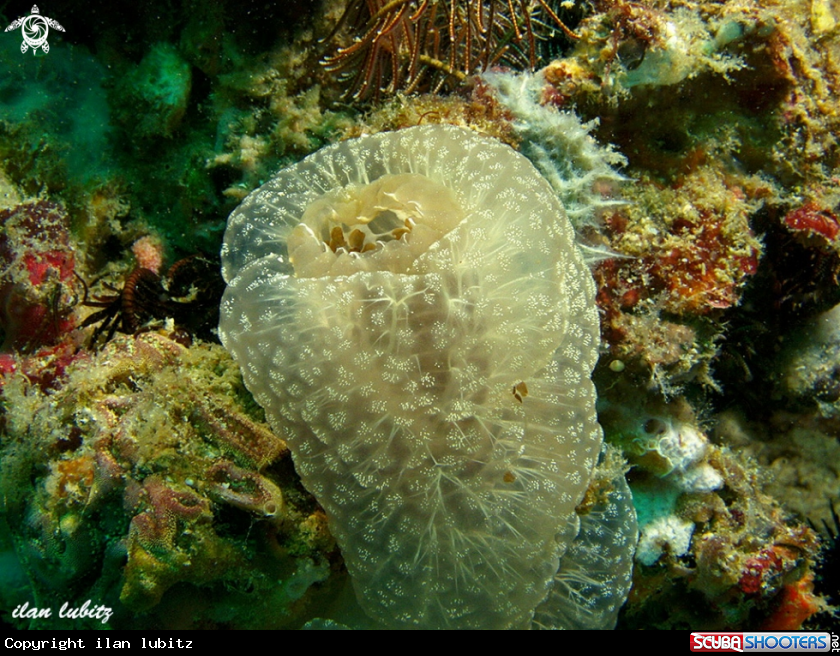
219 125 635 629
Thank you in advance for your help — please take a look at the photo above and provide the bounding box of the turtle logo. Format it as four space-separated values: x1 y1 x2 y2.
5 5 65 54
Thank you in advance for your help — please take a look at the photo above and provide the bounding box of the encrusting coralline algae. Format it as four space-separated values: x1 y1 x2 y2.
219 124 637 629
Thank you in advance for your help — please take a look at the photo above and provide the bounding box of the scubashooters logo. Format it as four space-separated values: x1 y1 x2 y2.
5 6 65 54
693 635 745 652
691 632 835 653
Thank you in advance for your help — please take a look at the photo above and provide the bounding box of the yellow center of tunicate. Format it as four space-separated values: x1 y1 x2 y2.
286 173 464 278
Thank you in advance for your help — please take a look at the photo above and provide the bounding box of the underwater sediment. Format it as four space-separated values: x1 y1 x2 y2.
0 0 838 630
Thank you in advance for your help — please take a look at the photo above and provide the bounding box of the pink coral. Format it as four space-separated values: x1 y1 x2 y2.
131 235 165 275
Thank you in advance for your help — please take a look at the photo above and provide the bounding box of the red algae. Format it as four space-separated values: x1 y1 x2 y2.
785 203 840 242
0 200 78 352
759 573 824 630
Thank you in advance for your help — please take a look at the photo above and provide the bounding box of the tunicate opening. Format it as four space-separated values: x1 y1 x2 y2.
288 172 464 278
322 210 415 255
368 210 412 240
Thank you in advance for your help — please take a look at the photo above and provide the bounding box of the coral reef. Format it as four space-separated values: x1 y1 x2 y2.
1 0 839 632
623 437 825 629
597 391 824 629
0 332 341 628
592 165 762 394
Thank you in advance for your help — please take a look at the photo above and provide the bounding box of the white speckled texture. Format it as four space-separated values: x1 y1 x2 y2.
533 462 637 629
220 125 607 629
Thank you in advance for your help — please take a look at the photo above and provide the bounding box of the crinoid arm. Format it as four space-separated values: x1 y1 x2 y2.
322 0 580 98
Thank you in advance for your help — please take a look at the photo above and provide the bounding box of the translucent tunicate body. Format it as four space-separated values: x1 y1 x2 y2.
219 125 630 629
